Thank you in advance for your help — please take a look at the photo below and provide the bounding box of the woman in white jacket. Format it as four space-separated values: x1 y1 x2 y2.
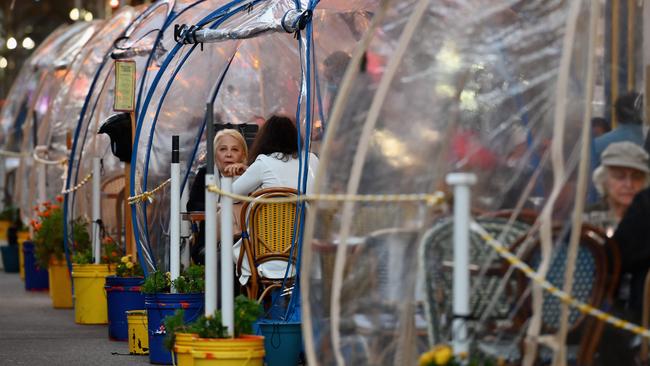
222 115 318 285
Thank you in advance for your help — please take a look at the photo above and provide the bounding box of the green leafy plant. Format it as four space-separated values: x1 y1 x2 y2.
141 270 170 293
172 264 205 293
162 309 201 350
141 264 205 294
0 206 20 221
162 295 262 350
234 295 263 337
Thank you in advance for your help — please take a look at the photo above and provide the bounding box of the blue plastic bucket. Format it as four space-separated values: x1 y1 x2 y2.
23 242 49 291
145 293 204 365
105 276 145 341
258 321 302 366
1 245 19 272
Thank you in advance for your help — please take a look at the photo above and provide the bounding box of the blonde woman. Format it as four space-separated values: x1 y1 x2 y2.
187 129 248 264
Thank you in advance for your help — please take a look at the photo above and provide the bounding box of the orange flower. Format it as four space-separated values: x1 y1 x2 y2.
111 251 118 258
34 223 41 231
42 201 51 208
50 204 60 210
55 195 64 203
41 210 51 218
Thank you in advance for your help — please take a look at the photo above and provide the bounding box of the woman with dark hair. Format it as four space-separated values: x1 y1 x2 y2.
224 115 319 195
223 115 319 286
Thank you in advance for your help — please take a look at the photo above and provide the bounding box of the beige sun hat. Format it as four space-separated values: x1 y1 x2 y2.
600 141 650 173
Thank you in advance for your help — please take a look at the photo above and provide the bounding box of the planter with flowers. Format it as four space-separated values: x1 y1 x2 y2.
32 196 91 307
142 265 205 365
162 295 264 366
105 251 145 340
70 233 119 324
418 344 502 366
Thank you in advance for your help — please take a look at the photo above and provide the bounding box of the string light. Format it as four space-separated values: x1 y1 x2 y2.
22 37 35 50
69 8 80 21
6 37 17 50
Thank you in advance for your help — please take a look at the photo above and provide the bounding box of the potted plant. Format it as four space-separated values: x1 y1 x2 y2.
70 228 118 324
1 208 24 273
105 251 145 340
31 197 91 307
142 265 205 365
164 295 264 366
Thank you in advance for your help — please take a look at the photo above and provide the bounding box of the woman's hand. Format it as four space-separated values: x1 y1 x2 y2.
222 163 247 177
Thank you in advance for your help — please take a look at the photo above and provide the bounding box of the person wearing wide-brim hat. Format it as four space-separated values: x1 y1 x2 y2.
586 141 650 232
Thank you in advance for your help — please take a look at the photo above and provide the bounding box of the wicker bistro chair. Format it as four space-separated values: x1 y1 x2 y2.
236 187 301 302
419 216 533 346
493 224 619 365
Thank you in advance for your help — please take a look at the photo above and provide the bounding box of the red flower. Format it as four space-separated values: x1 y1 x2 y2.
55 195 64 203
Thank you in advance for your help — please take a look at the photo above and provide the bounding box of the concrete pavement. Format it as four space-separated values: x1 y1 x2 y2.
0 271 151 366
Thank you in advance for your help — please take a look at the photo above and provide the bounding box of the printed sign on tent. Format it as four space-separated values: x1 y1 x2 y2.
114 60 136 112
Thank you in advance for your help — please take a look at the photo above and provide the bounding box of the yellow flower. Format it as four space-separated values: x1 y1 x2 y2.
418 350 435 366
126 262 134 269
432 345 453 365
121 256 129 263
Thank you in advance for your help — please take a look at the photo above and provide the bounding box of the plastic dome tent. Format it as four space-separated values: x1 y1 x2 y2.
13 22 102 222
0 22 100 221
300 0 610 365
63 0 238 262
63 0 174 248
129 0 371 274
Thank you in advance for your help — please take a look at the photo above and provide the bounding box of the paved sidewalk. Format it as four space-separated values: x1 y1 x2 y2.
0 271 151 366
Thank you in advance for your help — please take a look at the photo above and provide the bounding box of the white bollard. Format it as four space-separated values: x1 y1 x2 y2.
92 158 101 264
445 172 476 357
170 136 181 292
180 180 191 268
220 176 234 336
204 173 218 316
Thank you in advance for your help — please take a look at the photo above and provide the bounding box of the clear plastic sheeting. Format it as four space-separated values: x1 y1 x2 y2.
66 0 173 240
16 8 137 236
14 22 101 211
303 1 601 365
131 0 369 272
0 22 100 223
0 24 71 152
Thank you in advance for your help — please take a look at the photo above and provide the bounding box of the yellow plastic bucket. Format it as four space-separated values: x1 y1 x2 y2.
191 335 265 366
127 310 149 355
18 241 24 280
174 332 198 366
17 232 30 280
71 263 114 324
0 220 10 241
48 258 73 308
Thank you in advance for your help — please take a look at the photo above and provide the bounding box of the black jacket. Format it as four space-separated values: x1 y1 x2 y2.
614 187 650 317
